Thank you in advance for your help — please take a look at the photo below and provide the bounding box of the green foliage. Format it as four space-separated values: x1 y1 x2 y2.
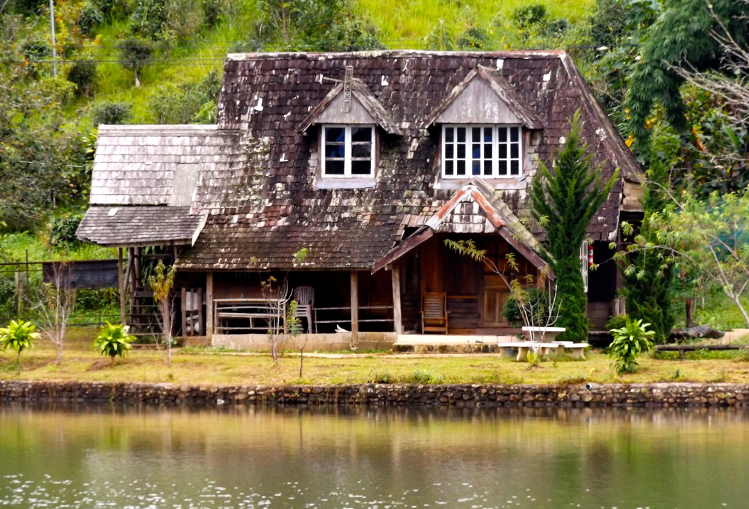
368 368 395 383
619 161 675 343
608 317 655 373
129 0 168 39
148 70 221 124
79 3 105 36
50 214 84 247
511 4 547 29
91 101 132 125
0 320 39 364
286 300 303 336
118 37 154 87
530 110 618 342
605 314 627 332
202 0 226 28
624 0 749 145
67 61 99 97
148 260 175 304
502 288 551 326
93 321 134 365
423 19 456 50
456 26 488 50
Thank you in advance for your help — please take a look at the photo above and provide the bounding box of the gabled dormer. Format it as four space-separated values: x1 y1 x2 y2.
425 66 543 181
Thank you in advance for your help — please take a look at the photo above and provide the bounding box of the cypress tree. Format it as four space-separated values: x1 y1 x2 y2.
620 161 675 343
530 110 618 342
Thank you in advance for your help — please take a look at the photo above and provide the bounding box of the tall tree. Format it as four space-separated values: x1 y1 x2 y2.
618 161 675 343
530 110 618 342
625 0 749 146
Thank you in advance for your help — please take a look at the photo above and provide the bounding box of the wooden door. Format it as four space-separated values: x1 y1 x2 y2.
482 275 510 327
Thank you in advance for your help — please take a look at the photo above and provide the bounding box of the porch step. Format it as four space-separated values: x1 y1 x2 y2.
394 334 519 346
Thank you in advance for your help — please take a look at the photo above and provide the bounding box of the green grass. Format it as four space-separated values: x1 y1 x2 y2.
3 326 749 386
0 232 116 263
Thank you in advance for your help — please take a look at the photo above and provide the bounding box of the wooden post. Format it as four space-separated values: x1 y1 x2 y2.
206 272 214 343
197 287 203 336
391 264 403 335
181 287 187 338
686 298 693 329
118 248 126 325
350 271 359 349
128 247 136 327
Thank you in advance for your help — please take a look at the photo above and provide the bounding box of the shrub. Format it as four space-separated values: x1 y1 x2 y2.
118 37 154 87
368 368 394 384
0 320 39 366
457 26 488 50
608 318 655 374
91 101 132 125
502 288 550 326
78 2 104 36
605 315 627 332
93 0 130 19
202 0 224 28
511 4 547 29
149 69 221 124
94 322 134 365
50 214 83 247
129 0 168 39
67 61 98 97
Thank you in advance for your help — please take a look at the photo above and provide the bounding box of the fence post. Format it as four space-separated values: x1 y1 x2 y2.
118 248 126 326
25 250 30 321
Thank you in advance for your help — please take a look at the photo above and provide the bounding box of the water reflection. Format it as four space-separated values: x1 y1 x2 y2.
1 404 748 508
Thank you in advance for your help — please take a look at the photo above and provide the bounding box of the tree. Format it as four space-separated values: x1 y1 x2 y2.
630 190 749 327
423 20 455 50
624 0 749 146
618 161 675 343
35 260 76 365
118 38 153 87
148 260 176 367
530 110 618 342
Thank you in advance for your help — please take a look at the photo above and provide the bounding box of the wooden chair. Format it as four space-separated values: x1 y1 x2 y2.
293 286 315 333
421 292 449 334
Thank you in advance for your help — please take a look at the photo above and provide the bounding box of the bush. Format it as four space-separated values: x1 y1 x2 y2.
91 101 132 125
457 26 488 50
129 0 168 38
502 288 551 326
94 322 134 365
50 214 83 247
0 320 39 365
149 69 221 124
118 37 154 87
608 318 655 374
202 0 224 28
368 368 394 383
93 0 130 19
67 61 98 97
511 4 547 29
605 315 627 332
78 2 104 36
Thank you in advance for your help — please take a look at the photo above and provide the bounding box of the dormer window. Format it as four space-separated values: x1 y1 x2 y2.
322 125 375 177
442 125 521 179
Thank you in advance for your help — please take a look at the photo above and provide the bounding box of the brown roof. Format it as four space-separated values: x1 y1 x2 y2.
77 206 207 247
82 50 643 271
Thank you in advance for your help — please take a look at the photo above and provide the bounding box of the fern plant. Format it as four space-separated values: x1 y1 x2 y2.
608 318 656 374
94 322 135 365
0 320 39 366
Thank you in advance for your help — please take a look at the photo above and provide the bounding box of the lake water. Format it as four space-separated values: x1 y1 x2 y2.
1 404 748 509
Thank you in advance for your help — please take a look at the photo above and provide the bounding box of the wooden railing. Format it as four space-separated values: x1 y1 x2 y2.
213 298 287 335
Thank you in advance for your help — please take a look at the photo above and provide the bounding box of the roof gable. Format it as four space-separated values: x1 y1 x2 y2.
424 66 544 129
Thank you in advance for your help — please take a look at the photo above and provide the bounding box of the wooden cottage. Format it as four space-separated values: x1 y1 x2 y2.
77 50 643 348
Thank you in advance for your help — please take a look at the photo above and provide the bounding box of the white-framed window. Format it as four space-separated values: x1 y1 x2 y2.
442 125 522 178
322 125 375 177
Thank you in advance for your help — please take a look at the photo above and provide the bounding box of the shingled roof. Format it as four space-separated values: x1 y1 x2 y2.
80 50 643 271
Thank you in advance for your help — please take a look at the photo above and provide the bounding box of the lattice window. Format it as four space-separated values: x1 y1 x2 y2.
442 125 522 179
322 125 375 177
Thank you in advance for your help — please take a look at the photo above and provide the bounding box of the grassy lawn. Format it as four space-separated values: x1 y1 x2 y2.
1 328 748 386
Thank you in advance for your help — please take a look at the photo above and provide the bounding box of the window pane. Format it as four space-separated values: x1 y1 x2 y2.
498 161 507 175
510 161 519 175
510 144 519 159
352 144 371 158
498 128 507 142
445 144 454 159
472 161 480 175
325 127 345 142
484 160 492 176
457 160 465 175
498 144 507 159
445 127 454 143
457 127 466 143
472 144 480 159
351 127 372 142
351 160 372 175
484 144 492 159
510 127 519 142
326 144 345 158
472 127 480 141
484 128 493 142
325 160 345 175
457 144 465 159
445 160 454 175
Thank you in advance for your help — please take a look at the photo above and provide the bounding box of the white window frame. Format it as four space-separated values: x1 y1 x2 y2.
321 124 375 178
441 124 523 179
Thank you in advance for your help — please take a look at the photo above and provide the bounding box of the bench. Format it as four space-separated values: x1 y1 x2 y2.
499 342 589 361
654 343 749 359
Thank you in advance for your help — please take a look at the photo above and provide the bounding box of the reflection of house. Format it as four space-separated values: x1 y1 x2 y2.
77 50 643 345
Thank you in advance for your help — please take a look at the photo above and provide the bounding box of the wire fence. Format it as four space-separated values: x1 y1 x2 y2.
0 252 121 329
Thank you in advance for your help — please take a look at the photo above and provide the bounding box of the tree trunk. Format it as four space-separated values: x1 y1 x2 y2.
56 341 63 366
734 297 749 328
134 69 141 87
111 354 116 366
299 349 303 378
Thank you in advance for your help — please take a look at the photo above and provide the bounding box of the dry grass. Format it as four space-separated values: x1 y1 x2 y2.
1 328 748 386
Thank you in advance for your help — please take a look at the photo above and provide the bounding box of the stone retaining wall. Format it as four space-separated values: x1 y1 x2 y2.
2 381 749 408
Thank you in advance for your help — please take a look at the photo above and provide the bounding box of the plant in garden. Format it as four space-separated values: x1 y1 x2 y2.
35 260 76 365
148 260 176 367
287 299 308 378
608 318 655 374
530 109 618 342
93 321 134 365
0 320 39 366
118 37 154 87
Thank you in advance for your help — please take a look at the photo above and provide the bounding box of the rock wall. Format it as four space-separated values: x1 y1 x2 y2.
2 381 749 408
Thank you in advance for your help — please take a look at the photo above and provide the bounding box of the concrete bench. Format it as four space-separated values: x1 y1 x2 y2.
499 342 589 360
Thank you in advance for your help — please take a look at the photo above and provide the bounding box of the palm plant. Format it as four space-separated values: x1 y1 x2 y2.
608 318 656 374
0 320 40 366
94 322 135 365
